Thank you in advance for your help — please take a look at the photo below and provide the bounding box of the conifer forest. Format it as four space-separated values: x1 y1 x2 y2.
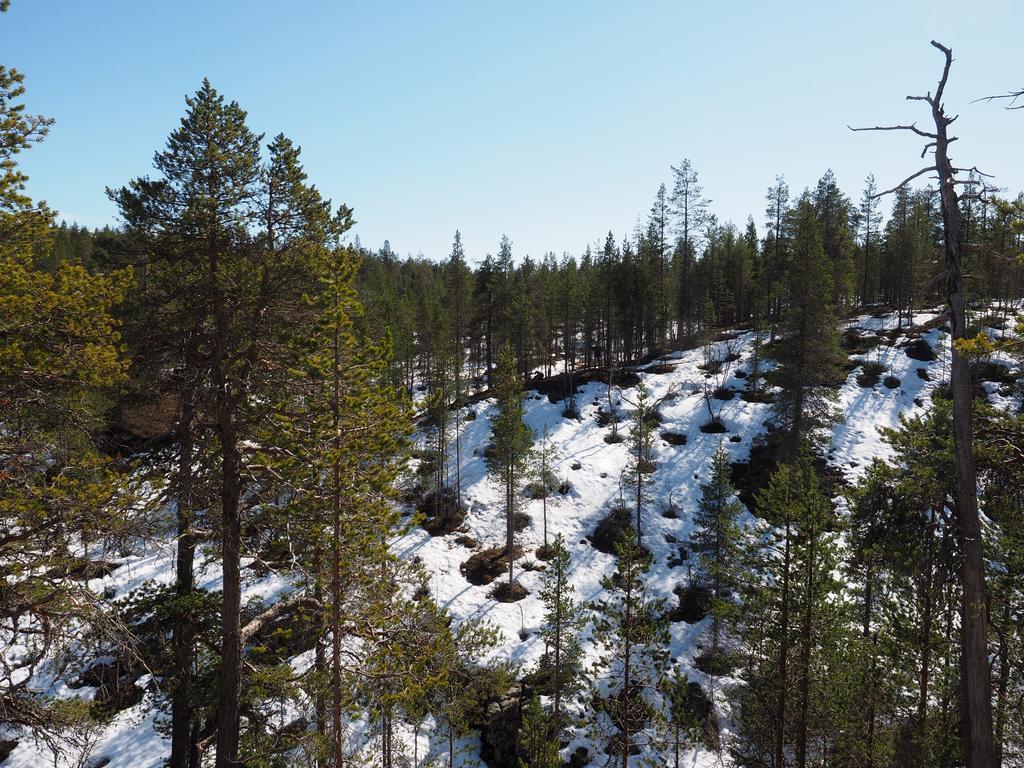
2 3 1023 767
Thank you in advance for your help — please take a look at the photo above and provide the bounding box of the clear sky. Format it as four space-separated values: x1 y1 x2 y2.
5 1 1022 263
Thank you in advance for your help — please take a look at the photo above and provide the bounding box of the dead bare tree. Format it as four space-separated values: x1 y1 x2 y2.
850 40 994 768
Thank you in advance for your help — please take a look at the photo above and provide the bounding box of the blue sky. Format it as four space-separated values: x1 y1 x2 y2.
5 1 1022 263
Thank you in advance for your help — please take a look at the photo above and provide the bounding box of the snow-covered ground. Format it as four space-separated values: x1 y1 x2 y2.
3 306 1020 768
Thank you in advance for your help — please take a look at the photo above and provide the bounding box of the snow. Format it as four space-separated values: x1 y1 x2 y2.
3 306 1020 768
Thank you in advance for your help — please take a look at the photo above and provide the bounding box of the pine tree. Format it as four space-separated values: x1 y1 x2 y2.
518 695 562 768
857 174 883 305
763 175 791 335
111 81 352 768
0 6 137 740
661 669 700 768
537 534 586 741
691 446 743 657
532 424 561 557
622 379 657 545
812 170 856 310
591 529 670 767
486 343 534 593
670 159 711 337
734 452 843 768
767 195 844 457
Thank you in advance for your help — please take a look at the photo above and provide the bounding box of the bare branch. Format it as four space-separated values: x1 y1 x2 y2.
972 88 1024 109
930 40 953 106
869 166 938 199
951 166 994 178
847 122 937 139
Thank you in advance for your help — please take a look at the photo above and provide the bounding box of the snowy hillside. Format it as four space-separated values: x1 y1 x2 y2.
3 306 1021 768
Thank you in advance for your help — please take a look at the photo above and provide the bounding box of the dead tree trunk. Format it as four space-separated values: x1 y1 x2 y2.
851 41 993 768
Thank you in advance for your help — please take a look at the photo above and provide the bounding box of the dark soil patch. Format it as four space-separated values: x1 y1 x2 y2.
419 487 467 536
841 328 881 355
978 314 1008 331
670 584 711 624
971 360 1016 384
645 363 677 374
740 388 774 403
661 431 687 446
641 409 663 428
729 434 741 443
731 436 847 514
513 512 531 532
591 507 650 558
883 375 901 389
712 387 735 401
916 367 931 381
730 435 783 511
698 360 723 375
455 535 477 548
461 545 524 586
680 681 721 750
902 337 937 361
489 581 529 603
71 657 145 716
700 419 727 434
535 543 557 561
603 431 625 444
933 381 991 404
694 648 736 677
60 557 122 581
592 507 633 555
667 543 688 568
733 369 748 379
524 472 560 500
855 360 887 388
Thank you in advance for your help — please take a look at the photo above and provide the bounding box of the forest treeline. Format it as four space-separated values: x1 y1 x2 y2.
3 3 1024 766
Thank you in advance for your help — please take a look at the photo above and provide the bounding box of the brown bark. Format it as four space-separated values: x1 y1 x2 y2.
774 515 792 768
212 232 244 768
331 321 345 768
795 512 815 768
852 42 994 766
925 42 994 768
170 400 198 768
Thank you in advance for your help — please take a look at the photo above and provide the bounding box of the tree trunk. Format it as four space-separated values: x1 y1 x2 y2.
331 322 346 768
170 401 197 768
796 516 815 768
927 42 994 767
213 237 244 768
774 517 792 768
